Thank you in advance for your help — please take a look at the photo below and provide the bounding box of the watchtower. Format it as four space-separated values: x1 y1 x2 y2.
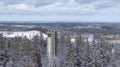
47 31 57 67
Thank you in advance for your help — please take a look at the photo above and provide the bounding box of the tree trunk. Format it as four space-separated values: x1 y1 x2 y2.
3 62 6 67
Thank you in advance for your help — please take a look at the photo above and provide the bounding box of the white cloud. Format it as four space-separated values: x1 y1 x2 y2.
0 0 120 21
0 0 120 16
8 3 30 10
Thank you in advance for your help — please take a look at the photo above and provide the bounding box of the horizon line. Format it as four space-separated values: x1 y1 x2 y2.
0 21 119 23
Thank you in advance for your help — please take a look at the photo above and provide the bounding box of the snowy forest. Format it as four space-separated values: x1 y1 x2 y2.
0 0 120 66
0 32 120 67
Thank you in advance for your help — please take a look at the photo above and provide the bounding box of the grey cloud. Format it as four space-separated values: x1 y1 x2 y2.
0 0 120 16
95 1 116 9
96 4 114 9
0 0 21 4
0 0 68 6
76 0 97 4
0 0 119 7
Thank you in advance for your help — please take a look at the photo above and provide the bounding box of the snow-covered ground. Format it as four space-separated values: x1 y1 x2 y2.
71 38 76 43
12 25 38 28
0 30 48 39
82 34 94 43
107 40 120 44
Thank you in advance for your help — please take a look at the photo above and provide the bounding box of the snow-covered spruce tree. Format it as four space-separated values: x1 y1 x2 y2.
93 38 112 67
57 33 71 67
31 35 43 67
0 34 9 67
64 34 85 67
63 34 114 67
4 35 44 67
75 35 93 67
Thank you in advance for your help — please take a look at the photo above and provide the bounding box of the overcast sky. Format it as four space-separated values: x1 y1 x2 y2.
0 0 120 22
